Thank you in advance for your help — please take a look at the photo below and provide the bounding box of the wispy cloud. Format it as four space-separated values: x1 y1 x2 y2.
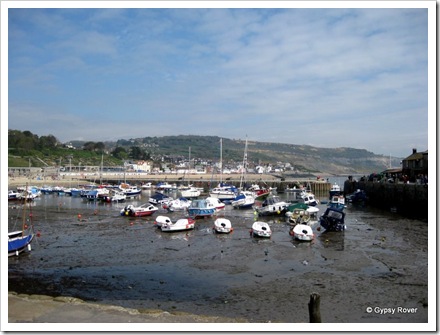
7 6 430 157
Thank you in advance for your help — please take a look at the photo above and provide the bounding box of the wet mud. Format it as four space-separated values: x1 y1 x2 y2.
8 192 428 323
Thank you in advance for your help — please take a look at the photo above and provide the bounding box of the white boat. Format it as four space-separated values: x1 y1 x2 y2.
209 184 238 201
255 195 289 216
231 191 255 209
329 183 342 198
119 183 142 198
156 182 177 192
166 197 192 211
159 216 195 232
213 218 233 234
302 192 319 206
290 224 314 241
141 182 153 189
251 221 272 238
149 192 173 206
180 186 201 198
206 197 226 211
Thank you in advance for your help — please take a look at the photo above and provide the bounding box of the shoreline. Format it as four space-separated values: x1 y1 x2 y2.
8 291 249 324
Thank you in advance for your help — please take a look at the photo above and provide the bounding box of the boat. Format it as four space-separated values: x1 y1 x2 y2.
120 203 158 217
156 182 177 192
209 183 238 201
288 208 311 225
286 202 319 219
213 218 233 234
319 207 346 232
149 192 173 206
301 192 319 206
231 191 255 209
346 189 367 203
8 190 35 257
166 197 192 211
206 197 226 211
8 190 21 201
289 224 314 241
254 195 289 216
158 216 195 232
248 184 271 201
179 186 201 198
141 182 153 189
188 199 216 218
329 183 342 198
119 185 142 198
250 221 272 238
328 195 346 210
209 139 239 201
102 190 126 202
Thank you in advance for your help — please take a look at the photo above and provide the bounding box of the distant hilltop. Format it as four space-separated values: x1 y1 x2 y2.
9 130 401 175
69 135 401 175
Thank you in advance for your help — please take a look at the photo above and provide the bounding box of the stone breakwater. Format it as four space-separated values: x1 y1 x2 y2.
8 174 333 196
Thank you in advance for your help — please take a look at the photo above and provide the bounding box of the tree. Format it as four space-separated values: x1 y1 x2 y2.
112 146 128 160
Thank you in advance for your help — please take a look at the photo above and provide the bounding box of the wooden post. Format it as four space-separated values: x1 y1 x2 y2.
308 292 321 323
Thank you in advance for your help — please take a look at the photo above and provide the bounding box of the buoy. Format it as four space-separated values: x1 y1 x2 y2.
37 231 41 237
77 214 82 220
130 222 134 226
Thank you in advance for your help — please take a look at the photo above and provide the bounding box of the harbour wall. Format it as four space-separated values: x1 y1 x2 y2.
344 180 429 220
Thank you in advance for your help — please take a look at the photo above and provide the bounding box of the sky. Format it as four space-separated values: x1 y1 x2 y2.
4 2 434 158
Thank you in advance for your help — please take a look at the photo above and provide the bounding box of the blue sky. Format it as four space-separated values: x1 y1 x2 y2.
4 3 433 158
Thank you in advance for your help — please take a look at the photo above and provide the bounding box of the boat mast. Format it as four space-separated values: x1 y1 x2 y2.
239 137 248 189
21 183 27 237
219 138 223 184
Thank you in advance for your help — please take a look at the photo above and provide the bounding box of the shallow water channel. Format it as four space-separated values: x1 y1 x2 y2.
8 190 429 323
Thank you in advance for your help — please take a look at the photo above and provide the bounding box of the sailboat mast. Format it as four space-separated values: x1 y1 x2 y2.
22 183 27 236
220 138 223 183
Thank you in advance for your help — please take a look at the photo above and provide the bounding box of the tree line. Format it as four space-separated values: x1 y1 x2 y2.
8 130 151 161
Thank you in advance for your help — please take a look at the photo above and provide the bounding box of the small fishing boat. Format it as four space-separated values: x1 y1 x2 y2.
209 183 239 201
288 208 311 225
329 183 342 198
149 192 173 206
345 189 367 203
231 191 255 209
213 218 233 234
120 185 142 198
328 195 346 210
250 221 272 238
290 224 314 241
166 197 191 211
319 207 346 232
159 216 196 232
255 195 288 216
120 203 158 217
301 192 319 206
102 191 126 202
188 199 216 218
179 186 201 198
206 197 226 211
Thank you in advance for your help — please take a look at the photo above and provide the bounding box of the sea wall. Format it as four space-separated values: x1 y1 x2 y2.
344 180 429 220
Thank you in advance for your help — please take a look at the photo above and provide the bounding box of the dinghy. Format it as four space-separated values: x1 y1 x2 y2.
290 224 314 241
250 221 272 238
157 216 195 232
213 218 233 234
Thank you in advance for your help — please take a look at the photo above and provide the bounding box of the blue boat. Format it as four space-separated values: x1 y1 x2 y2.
188 199 216 218
346 189 367 203
8 232 34 257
